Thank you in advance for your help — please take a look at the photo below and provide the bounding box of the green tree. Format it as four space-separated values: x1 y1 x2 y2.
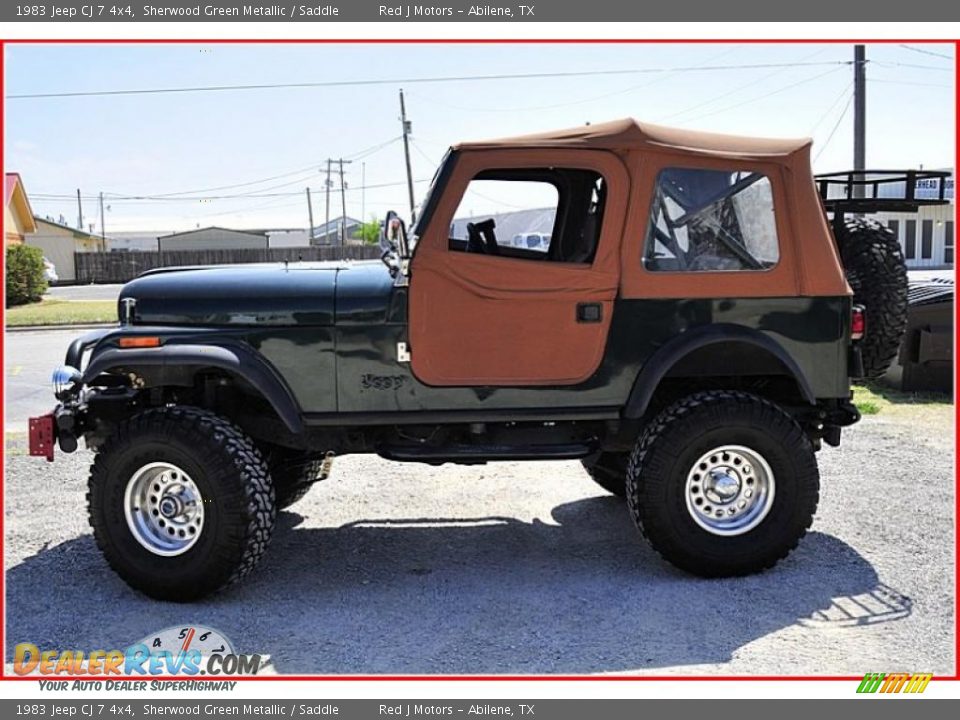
5 244 48 307
357 216 382 245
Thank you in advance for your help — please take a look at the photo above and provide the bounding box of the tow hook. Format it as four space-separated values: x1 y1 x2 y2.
820 399 861 448
54 407 80 453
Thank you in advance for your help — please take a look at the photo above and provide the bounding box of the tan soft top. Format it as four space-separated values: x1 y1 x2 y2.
455 118 811 160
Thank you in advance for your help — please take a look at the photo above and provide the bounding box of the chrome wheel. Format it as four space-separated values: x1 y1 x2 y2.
684 445 774 536
123 462 204 556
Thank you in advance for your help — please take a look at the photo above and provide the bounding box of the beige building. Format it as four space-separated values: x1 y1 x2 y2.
28 217 106 283
4 173 37 247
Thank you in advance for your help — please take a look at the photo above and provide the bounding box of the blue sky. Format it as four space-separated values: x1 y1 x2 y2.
4 42 955 233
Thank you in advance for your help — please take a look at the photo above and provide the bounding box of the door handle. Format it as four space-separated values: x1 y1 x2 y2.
576 303 603 323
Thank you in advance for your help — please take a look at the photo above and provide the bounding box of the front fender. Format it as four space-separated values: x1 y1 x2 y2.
82 341 304 435
65 328 115 369
623 324 816 419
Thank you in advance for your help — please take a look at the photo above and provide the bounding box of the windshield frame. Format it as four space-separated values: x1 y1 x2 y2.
409 148 458 253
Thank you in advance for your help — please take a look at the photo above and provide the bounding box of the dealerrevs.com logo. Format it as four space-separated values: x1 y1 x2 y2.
856 673 933 694
13 625 265 676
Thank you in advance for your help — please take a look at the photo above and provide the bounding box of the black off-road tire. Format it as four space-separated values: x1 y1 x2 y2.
581 452 628 497
265 449 325 510
835 218 908 379
626 390 819 578
88 407 276 601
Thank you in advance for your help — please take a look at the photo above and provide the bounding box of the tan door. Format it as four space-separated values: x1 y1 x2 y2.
408 149 629 387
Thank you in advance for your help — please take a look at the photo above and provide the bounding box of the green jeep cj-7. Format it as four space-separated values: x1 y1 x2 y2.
30 119 909 601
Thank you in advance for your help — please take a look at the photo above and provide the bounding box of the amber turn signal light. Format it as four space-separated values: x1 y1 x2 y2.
118 336 162 349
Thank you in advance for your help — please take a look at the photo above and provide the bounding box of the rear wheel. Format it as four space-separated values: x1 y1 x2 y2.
835 218 908 378
88 407 276 601
626 391 819 577
581 452 628 497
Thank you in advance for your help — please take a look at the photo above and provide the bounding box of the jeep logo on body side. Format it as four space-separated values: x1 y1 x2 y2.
361 374 408 391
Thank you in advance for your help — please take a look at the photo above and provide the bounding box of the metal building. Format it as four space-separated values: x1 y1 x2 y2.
157 226 268 252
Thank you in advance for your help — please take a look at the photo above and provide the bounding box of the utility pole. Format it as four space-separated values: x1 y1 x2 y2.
361 162 366 223
399 89 417 222
337 158 353 246
76 189 83 230
853 44 866 199
98 192 106 247
305 187 315 244
324 159 332 242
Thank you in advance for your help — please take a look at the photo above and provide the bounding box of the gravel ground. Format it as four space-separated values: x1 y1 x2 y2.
3 402 955 676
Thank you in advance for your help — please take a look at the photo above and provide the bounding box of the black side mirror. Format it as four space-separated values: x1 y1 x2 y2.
382 210 408 257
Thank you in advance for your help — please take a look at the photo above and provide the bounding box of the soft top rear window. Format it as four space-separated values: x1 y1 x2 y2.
644 167 780 273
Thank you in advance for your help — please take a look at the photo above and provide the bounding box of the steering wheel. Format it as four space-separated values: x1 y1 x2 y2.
465 219 499 255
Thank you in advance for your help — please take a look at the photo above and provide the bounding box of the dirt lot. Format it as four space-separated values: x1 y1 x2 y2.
3 398 954 675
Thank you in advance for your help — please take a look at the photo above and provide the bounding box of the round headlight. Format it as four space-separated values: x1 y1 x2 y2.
52 365 82 397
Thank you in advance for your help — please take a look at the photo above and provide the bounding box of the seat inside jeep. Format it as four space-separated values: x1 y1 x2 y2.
448 167 607 264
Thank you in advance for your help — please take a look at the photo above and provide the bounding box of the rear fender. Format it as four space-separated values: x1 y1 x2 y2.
623 324 816 419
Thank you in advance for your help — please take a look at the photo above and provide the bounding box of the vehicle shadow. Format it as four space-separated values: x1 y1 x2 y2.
5 496 909 675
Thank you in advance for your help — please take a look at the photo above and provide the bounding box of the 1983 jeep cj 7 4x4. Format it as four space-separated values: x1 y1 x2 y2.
30 119 909 601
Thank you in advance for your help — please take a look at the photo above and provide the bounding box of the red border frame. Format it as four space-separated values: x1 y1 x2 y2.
0 36 956 684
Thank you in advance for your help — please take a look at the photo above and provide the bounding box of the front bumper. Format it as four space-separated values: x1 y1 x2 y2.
28 329 111 463
29 405 81 462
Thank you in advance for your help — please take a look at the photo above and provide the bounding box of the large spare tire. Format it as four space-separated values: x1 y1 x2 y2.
834 218 908 379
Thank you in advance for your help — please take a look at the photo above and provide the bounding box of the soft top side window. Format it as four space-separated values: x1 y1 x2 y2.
644 167 780 273
449 168 607 263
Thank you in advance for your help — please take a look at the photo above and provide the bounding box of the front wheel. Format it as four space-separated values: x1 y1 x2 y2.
87 407 276 601
626 391 819 577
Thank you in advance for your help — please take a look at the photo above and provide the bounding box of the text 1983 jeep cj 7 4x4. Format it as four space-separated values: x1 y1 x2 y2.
30 119 908 601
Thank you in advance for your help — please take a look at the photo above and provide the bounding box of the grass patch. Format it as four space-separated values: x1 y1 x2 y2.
854 394 882 415
5 299 116 327
852 382 952 416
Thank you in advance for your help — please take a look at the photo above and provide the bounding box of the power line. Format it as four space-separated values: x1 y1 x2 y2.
809 81 854 134
126 165 320 199
6 61 850 101
870 59 953 72
32 178 433 203
814 91 854 164
407 46 742 114
683 65 847 123
410 140 438 167
116 172 325 200
347 135 403 161
30 136 402 204
104 136 401 199
898 44 954 61
656 47 832 123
